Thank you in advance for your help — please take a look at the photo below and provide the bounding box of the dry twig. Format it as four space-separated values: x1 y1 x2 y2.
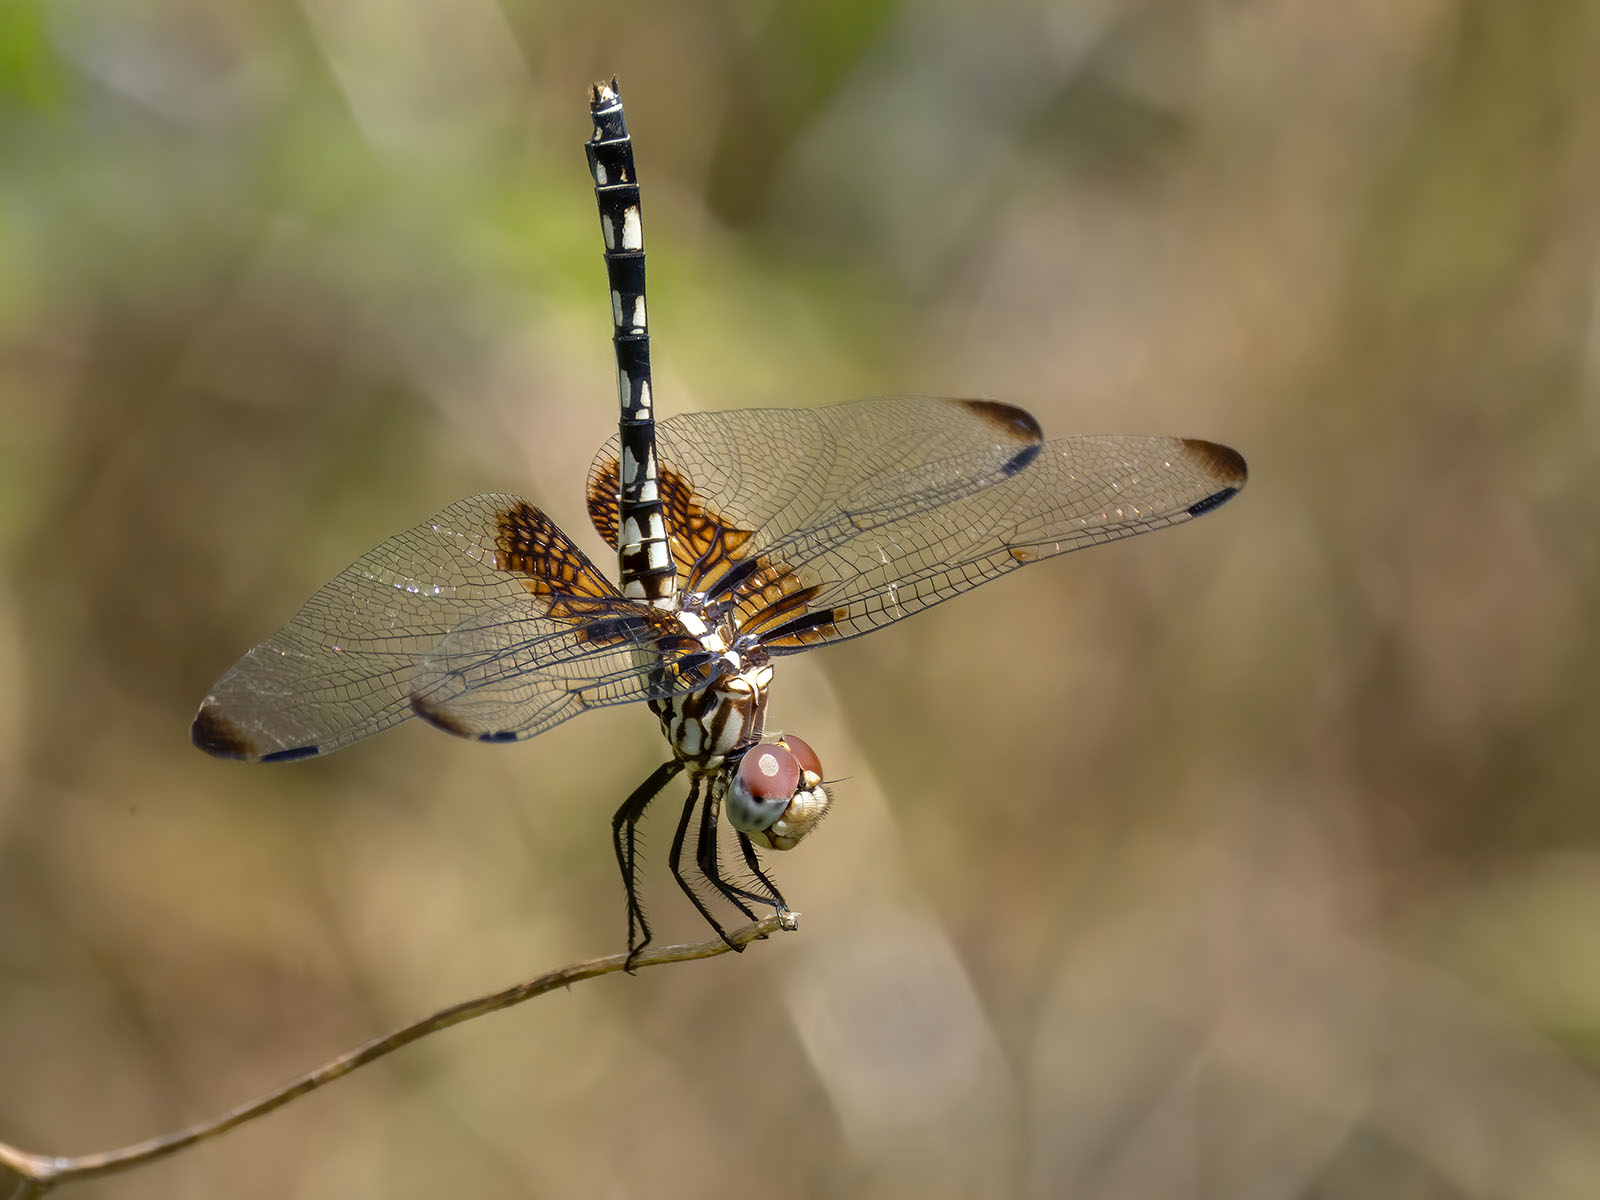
0 912 797 1198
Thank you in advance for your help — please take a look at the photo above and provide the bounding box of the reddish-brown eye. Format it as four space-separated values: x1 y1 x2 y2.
738 745 800 799
727 744 802 837
779 734 822 779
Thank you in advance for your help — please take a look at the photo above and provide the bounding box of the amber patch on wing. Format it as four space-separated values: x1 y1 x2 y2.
588 458 838 648
492 500 685 646
727 561 833 646
493 500 620 601
589 459 755 590
751 600 842 648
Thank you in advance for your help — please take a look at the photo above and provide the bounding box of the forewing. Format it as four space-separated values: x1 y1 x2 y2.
587 397 1046 591
192 493 670 761
587 399 1244 652
409 595 715 744
747 434 1245 649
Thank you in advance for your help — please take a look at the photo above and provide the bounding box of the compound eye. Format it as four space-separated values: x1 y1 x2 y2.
741 744 801 798
726 744 801 835
777 733 822 780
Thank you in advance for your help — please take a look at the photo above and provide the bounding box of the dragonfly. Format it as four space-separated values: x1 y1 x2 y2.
192 79 1247 958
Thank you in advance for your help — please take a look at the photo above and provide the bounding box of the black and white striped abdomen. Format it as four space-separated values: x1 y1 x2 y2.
586 79 676 607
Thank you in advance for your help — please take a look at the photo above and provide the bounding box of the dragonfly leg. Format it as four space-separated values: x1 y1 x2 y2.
736 831 788 916
613 759 683 963
695 783 760 920
669 776 740 951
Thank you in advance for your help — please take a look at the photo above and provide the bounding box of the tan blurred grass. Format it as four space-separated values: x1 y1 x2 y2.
3 2 1600 1198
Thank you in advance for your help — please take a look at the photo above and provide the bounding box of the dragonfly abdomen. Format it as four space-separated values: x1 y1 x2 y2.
587 79 676 608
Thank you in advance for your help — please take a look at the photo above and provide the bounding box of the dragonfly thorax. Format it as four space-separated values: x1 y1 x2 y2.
650 598 832 849
650 599 772 770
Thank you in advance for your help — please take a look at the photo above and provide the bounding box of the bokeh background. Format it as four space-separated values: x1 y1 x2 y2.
4 2 1600 1197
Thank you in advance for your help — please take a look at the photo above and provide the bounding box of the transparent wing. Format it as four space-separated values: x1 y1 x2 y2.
409 595 713 745
588 397 1047 591
192 493 702 762
587 399 1245 651
745 432 1244 648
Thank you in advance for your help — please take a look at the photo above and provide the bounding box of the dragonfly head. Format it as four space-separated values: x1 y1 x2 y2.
725 734 830 851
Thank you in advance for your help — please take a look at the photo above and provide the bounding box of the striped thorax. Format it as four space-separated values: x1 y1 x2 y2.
647 598 773 769
645 592 832 851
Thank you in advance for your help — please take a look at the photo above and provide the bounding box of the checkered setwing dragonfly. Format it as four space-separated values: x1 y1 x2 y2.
193 80 1247 956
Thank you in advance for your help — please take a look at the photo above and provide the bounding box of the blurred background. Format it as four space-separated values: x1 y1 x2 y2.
3 1 1599 1197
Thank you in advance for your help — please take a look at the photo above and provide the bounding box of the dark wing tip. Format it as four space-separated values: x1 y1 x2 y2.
192 702 323 763
412 691 519 743
410 690 476 739
1179 439 1248 489
191 702 261 761
957 400 1045 445
1186 486 1241 517
1002 443 1042 478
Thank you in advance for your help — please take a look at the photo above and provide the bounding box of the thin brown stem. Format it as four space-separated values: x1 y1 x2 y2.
0 912 797 1196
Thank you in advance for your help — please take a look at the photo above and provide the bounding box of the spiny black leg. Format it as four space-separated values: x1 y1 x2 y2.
711 865 779 910
737 831 788 915
696 779 758 920
700 774 782 910
613 759 682 963
669 776 739 951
